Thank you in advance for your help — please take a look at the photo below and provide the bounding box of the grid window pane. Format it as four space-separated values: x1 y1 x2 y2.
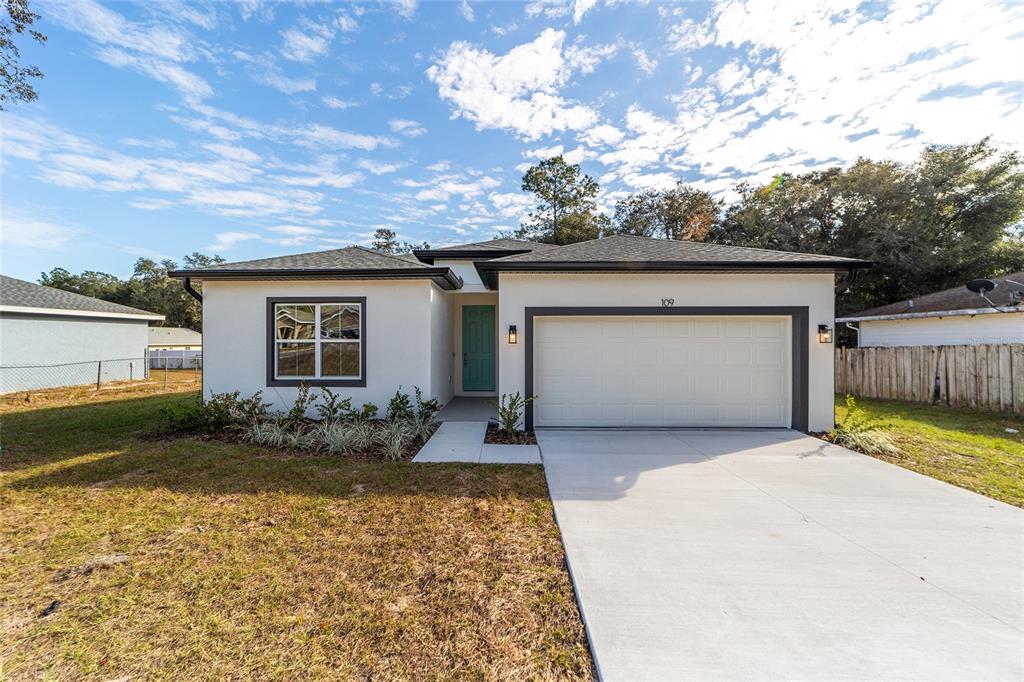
321 342 360 377
276 342 315 376
275 305 315 340
320 304 360 339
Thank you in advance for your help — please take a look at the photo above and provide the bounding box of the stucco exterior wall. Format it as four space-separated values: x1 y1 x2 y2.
202 279 434 413
497 272 837 432
435 259 486 292
0 313 149 393
858 312 1024 347
429 285 454 404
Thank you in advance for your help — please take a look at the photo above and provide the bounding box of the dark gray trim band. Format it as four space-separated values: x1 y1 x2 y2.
266 296 367 388
412 248 532 264
171 268 464 291
475 261 871 289
523 306 809 432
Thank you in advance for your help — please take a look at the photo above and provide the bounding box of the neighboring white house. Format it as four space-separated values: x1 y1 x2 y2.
170 235 869 432
149 327 202 351
0 275 164 393
837 272 1024 347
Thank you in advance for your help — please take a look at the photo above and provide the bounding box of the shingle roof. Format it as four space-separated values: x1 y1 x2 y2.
489 234 866 264
841 272 1024 318
168 245 464 290
434 238 559 252
188 246 431 272
149 327 202 345
0 275 163 319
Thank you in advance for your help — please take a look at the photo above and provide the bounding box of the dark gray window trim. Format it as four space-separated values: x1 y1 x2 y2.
266 296 367 388
523 306 809 432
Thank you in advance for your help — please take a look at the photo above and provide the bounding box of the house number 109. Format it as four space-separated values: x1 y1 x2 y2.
661 298 675 307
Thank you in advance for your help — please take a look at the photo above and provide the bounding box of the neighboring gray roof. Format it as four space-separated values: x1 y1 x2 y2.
185 246 431 272
434 238 559 252
149 327 202 346
0 275 163 319
841 272 1024 319
489 234 867 265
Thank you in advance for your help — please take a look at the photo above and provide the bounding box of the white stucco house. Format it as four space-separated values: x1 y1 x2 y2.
170 235 870 432
0 274 164 393
149 327 202 351
838 272 1024 348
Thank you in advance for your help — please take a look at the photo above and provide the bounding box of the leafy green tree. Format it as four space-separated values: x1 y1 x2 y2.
611 183 721 241
709 139 1024 315
1 0 46 109
519 156 603 245
39 253 226 331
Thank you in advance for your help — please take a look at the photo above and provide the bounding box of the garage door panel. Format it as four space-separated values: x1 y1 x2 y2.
534 315 790 428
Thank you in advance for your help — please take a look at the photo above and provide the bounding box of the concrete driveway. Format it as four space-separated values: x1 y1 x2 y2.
540 429 1023 681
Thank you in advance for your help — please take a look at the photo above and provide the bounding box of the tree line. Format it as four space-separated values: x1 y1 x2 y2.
510 138 1024 316
39 254 225 331
39 138 1022 328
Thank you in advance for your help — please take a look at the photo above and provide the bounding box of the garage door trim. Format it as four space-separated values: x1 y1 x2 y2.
524 306 809 431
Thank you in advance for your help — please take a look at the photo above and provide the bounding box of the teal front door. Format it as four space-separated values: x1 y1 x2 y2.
462 305 496 391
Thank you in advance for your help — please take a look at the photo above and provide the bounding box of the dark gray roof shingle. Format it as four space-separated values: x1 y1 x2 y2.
0 275 162 318
189 246 431 272
489 234 865 264
842 272 1024 318
434 238 559 252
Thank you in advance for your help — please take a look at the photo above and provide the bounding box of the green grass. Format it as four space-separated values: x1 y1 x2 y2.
0 391 592 680
835 396 1024 507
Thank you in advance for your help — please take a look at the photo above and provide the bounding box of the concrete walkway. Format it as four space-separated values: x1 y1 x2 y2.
540 429 1024 681
413 420 541 464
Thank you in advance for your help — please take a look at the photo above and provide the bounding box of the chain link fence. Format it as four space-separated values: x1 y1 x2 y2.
0 357 150 394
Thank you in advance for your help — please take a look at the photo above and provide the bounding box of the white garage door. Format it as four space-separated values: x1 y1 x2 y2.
534 316 791 427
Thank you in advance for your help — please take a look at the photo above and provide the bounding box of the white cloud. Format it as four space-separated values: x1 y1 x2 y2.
388 118 427 137
573 0 598 24
564 40 618 74
130 198 176 210
357 159 407 174
427 28 602 140
277 171 364 189
631 46 657 75
281 20 334 63
526 0 571 20
580 123 624 147
206 231 262 251
426 161 452 172
389 0 418 20
257 70 316 94
459 0 475 22
203 143 260 163
336 12 358 32
322 95 361 109
295 124 396 151
0 214 76 250
95 46 212 100
413 175 501 202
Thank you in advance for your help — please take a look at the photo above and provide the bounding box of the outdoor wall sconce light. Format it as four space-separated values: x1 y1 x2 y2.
818 324 834 344
508 325 518 344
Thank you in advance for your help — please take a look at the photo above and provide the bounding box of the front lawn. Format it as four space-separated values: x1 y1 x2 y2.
0 391 592 680
835 396 1024 508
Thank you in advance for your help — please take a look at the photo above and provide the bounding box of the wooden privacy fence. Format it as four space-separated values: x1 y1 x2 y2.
835 344 1024 414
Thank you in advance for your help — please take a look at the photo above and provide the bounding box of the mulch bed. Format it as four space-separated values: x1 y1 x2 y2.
484 422 538 445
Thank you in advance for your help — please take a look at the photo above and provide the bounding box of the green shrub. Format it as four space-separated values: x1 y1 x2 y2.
162 391 264 434
386 387 414 422
282 383 316 426
494 392 536 436
315 388 352 422
830 395 900 456
413 386 441 423
356 402 379 421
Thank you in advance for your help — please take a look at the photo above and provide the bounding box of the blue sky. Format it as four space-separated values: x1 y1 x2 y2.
1 0 1022 281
